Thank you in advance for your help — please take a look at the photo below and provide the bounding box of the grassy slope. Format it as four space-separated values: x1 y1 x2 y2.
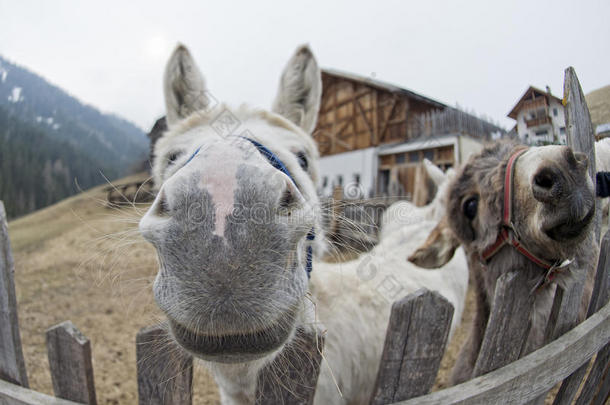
8 173 218 405
586 84 610 128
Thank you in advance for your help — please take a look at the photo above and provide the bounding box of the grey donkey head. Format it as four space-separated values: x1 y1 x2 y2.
139 44 322 363
411 142 596 274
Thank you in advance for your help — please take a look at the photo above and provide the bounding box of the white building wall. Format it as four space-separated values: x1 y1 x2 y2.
317 147 377 198
516 99 566 145
548 99 567 144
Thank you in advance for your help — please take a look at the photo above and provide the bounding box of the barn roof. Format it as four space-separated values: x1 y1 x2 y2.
507 86 563 119
322 68 447 109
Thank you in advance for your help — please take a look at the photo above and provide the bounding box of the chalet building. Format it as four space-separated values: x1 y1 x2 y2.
313 69 504 199
507 86 567 146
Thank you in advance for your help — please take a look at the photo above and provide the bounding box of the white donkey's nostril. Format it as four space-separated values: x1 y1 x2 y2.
154 190 171 217
277 177 305 213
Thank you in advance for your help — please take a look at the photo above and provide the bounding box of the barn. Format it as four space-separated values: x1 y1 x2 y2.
313 69 505 200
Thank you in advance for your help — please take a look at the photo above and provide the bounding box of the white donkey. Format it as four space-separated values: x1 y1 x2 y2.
140 44 468 405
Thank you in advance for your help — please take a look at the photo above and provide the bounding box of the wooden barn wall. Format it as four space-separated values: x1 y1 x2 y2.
313 74 440 156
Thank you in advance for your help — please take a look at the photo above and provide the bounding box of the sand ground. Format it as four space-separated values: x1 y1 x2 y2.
8 173 472 404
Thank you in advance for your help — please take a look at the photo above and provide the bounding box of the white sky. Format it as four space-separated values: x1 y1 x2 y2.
0 0 608 131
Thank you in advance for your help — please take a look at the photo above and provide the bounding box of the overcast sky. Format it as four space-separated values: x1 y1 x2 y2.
1 0 608 131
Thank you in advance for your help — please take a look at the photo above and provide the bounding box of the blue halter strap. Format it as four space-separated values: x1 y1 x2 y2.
241 137 315 278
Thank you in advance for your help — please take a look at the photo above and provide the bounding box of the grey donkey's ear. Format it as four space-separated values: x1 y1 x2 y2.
408 217 460 268
163 44 209 126
272 45 322 134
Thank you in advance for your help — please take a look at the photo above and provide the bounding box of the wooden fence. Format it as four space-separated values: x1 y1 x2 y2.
1 67 608 405
407 105 505 141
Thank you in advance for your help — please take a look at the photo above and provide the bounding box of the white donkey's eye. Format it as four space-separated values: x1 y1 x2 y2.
295 151 308 171
166 152 182 165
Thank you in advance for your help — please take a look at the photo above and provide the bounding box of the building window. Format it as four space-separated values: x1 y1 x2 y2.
322 176 328 188
423 149 434 161
409 151 419 162
337 175 343 187
560 127 566 135
378 169 390 194
395 153 405 164
553 108 558 117
353 173 360 185
535 130 548 137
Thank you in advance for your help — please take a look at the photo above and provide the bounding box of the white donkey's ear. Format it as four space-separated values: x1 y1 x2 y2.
272 45 322 134
163 44 209 126
423 159 446 187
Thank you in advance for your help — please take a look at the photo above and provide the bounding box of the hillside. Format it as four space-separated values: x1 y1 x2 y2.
0 56 148 218
586 84 610 128
0 106 112 218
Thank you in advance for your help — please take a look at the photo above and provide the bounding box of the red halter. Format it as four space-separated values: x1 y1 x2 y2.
480 148 572 289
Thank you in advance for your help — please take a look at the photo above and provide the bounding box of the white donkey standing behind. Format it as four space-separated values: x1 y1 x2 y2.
140 44 468 405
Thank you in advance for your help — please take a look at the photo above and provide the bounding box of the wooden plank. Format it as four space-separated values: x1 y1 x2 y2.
563 66 601 240
372 90 379 145
543 278 586 344
528 277 587 405
255 326 324 405
551 363 588 405
473 271 536 377
46 321 97 404
572 234 610 404
378 98 398 142
574 342 610 405
136 324 193 405
587 230 610 317
552 230 610 405
0 379 84 405
355 98 375 143
591 356 610 405
0 201 28 387
394 299 610 405
370 289 453 405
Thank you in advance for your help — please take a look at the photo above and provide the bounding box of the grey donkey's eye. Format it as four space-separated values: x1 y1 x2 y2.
463 197 478 220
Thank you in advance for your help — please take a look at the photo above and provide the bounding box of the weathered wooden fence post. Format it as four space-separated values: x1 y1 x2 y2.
546 66 606 405
473 271 536 377
0 201 28 387
136 324 193 405
563 66 600 240
559 231 610 405
46 321 97 404
370 289 454 405
255 326 325 405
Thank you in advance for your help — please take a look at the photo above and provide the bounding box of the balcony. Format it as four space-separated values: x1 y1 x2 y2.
525 115 552 128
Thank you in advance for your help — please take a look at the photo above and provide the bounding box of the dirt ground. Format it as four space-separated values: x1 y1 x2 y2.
8 173 473 404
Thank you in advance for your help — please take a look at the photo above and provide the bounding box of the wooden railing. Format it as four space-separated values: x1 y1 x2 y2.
0 67 608 405
525 115 552 128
